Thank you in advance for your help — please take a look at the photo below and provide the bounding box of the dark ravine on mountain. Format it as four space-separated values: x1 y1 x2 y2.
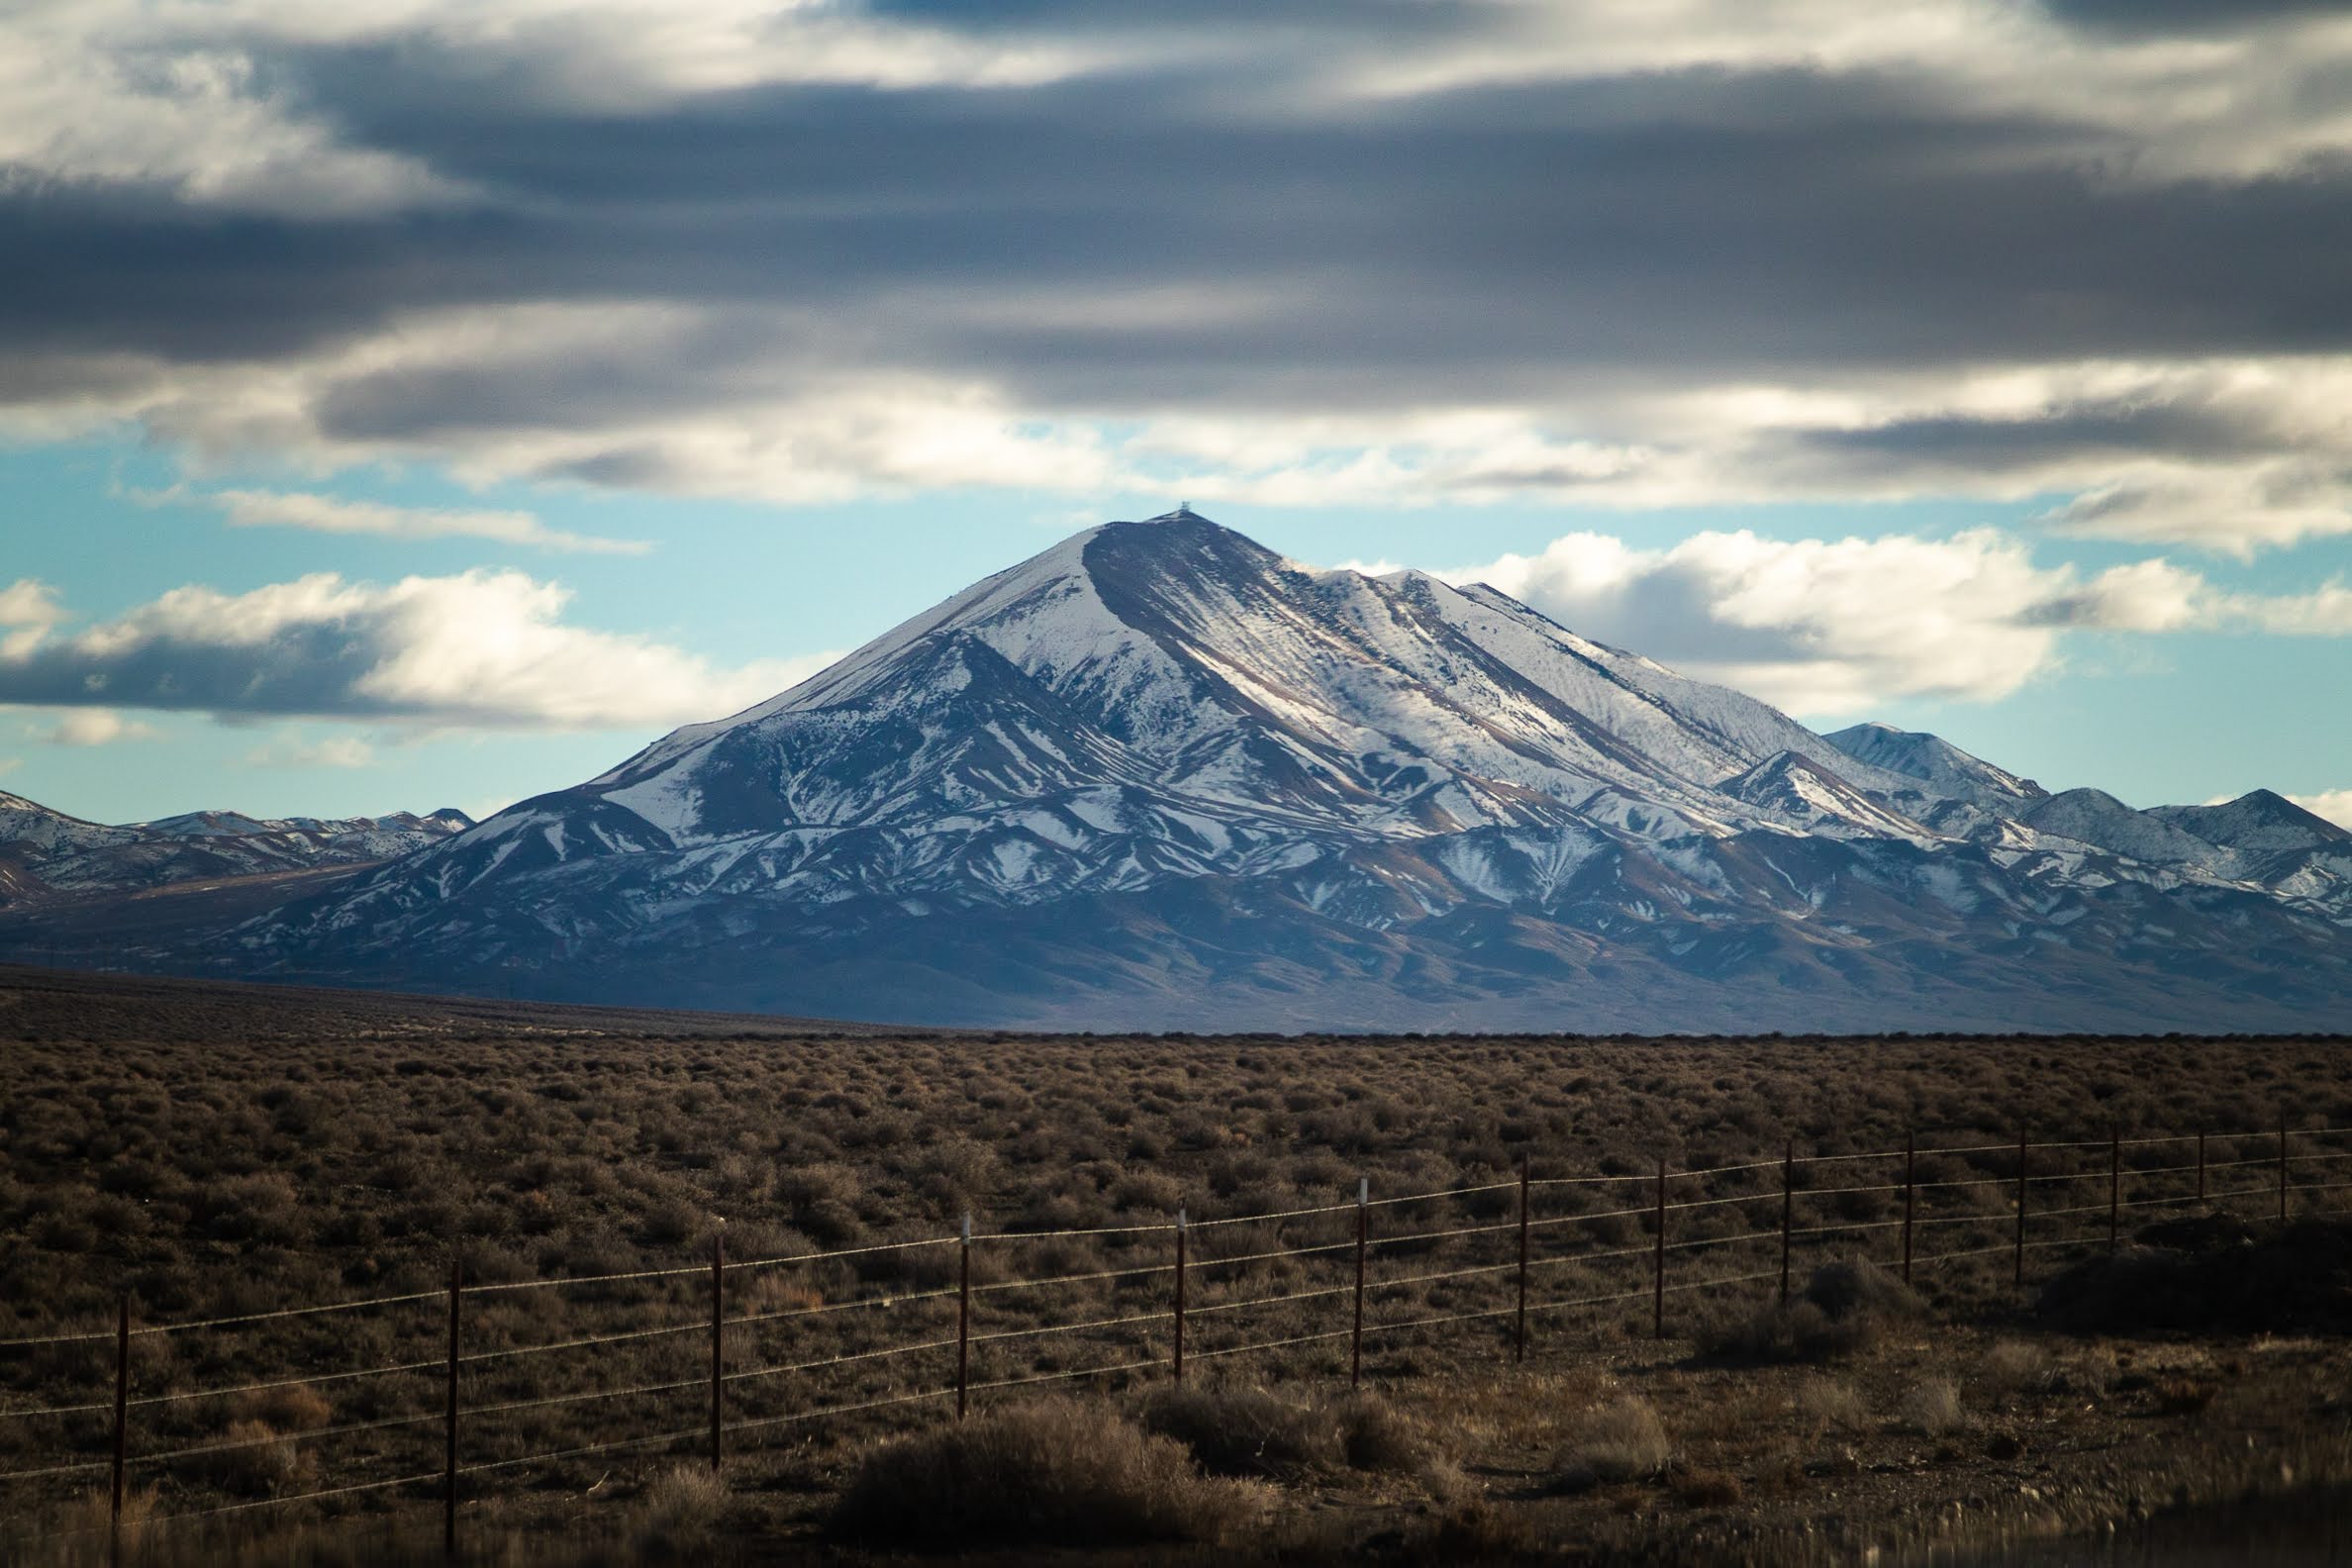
5 509 2349 1031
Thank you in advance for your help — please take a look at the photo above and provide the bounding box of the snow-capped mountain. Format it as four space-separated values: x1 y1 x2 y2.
0 792 470 904
12 510 2351 1032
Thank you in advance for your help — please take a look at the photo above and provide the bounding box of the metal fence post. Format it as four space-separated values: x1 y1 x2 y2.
1652 1155 1667 1340
2280 1117 2291 1225
1172 1210 1187 1385
2197 1131 2206 1205
956 1214 972 1421
1779 1141 1794 1307
1902 1131 1915 1285
1515 1159 1530 1364
709 1227 725 1472
2107 1130 2120 1255
111 1293 128 1560
2013 1130 2027 1289
444 1255 462 1563
1350 1178 1368 1389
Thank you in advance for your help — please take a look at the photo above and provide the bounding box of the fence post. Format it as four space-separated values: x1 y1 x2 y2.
1652 1155 1667 1340
1515 1158 1530 1364
1173 1210 1187 1385
956 1214 972 1421
1902 1131 1915 1286
2012 1130 2027 1289
444 1254 462 1563
111 1293 128 1560
2107 1130 2120 1255
1350 1178 1368 1389
2197 1131 2206 1205
709 1226 725 1473
1779 1141 1793 1307
2280 1117 2291 1225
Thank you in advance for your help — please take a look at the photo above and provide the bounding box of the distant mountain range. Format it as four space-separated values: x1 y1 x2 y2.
4 509 2347 1031
0 796 469 905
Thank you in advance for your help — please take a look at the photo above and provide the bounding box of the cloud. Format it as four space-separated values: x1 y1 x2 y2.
244 733 376 768
1445 528 2333 716
36 707 158 746
0 580 66 659
2292 790 2352 831
0 757 20 779
0 570 840 731
0 3 2349 547
188 486 648 555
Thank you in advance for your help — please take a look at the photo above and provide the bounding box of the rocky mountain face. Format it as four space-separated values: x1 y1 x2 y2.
0 794 470 905
12 510 2351 1032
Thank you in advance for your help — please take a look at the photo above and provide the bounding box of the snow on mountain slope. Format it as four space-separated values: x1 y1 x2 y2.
2150 790 2350 857
1717 751 1938 842
0 793 471 903
2018 788 2230 870
1824 723 2046 811
49 508 2347 1033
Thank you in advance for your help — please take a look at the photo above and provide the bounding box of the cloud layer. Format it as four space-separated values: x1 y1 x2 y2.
1447 529 2347 715
1 2 2350 545
0 572 834 731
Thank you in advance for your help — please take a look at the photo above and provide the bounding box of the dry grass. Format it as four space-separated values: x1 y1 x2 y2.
1553 1395 1671 1490
2 968 2350 1560
828 1400 1257 1549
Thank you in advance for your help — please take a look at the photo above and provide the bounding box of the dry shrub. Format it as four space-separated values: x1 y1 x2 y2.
1980 1340 2051 1397
1795 1378 1869 1435
197 1419 311 1497
1553 1395 1670 1491
1900 1379 1965 1436
1334 1394 1429 1474
830 1400 1255 1549
1139 1384 1337 1481
1700 1260 1918 1365
237 1381 331 1433
631 1464 728 1560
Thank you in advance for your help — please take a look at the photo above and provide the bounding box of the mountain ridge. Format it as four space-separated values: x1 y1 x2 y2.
2 510 2346 1032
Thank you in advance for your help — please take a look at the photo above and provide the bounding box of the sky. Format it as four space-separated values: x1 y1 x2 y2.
2 0 2351 831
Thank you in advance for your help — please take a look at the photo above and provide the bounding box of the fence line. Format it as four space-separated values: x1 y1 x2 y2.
3 1119 2346 1560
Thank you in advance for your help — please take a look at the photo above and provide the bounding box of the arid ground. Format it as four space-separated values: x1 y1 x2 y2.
3 965 2350 1565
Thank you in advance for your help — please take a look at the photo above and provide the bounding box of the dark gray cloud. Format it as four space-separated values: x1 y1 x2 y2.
3 0 2349 535
2040 0 2343 35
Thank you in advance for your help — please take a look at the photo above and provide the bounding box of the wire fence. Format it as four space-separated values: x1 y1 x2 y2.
3 1118 2347 1558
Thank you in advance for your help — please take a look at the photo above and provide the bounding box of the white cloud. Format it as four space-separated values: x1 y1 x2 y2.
37 707 158 746
0 757 20 779
2292 790 2352 832
193 486 648 555
244 733 376 769
0 580 66 660
0 569 842 731
1442 528 2345 717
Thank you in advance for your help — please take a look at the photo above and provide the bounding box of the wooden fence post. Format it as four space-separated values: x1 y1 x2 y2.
111 1293 128 1562
1651 1156 1666 1340
709 1227 725 1473
2012 1131 2027 1289
1350 1178 1368 1389
2107 1130 2120 1255
955 1214 972 1421
1515 1159 1530 1364
1779 1141 1794 1307
1902 1131 1916 1285
444 1255 462 1563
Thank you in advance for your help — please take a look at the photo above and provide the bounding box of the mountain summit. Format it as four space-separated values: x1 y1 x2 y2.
19 512 2352 1031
